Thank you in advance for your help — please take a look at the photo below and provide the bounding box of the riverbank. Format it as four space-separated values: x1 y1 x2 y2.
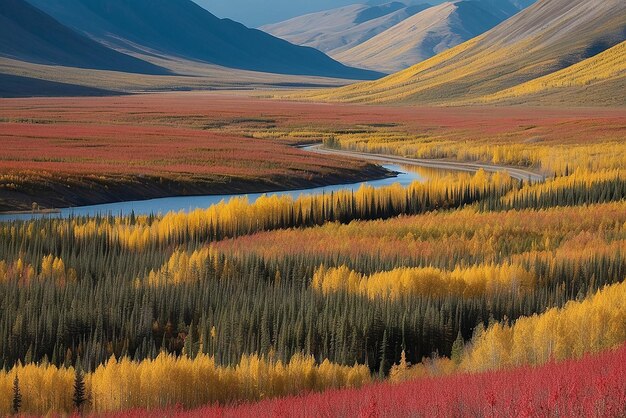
0 208 61 216
0 94 398 213
306 145 547 183
0 164 392 213
0 163 423 221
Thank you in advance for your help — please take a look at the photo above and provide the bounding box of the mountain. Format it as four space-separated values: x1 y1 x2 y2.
508 0 536 9
192 0 536 27
261 2 430 57
0 0 167 74
24 0 381 79
0 73 120 97
479 41 626 105
334 1 514 73
263 0 533 73
193 0 418 27
309 0 626 103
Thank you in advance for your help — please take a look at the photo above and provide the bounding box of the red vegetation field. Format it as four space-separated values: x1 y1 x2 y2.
1 92 624 211
0 93 391 210
0 94 377 178
2 93 624 174
107 344 626 418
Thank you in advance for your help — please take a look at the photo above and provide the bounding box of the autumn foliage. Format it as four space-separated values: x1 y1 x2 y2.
312 263 535 299
0 354 369 415
105 343 626 418
1 94 624 210
1 94 625 416
72 168 513 250
461 280 626 371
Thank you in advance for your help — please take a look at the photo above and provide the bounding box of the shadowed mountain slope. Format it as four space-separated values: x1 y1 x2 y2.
25 0 382 79
0 0 168 74
0 73 121 97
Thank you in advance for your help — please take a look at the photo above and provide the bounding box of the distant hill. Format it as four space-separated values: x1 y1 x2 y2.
25 0 382 79
263 0 533 73
261 2 430 57
309 0 626 104
479 41 626 106
0 0 167 74
334 1 513 73
0 73 120 97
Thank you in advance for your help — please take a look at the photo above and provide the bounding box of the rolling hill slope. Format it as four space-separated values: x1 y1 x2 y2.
309 0 626 103
479 40 626 105
261 2 430 57
0 73 120 97
335 1 513 73
24 0 381 79
0 0 167 74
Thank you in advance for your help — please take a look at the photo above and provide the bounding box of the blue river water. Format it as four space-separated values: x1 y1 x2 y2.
0 164 424 222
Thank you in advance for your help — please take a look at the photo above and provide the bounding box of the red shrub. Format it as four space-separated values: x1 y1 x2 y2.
104 344 626 417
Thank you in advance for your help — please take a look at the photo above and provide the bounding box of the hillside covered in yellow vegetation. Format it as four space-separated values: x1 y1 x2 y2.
304 0 626 105
478 41 626 105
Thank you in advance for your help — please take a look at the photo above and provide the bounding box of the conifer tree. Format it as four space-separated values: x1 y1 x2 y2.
73 366 87 413
12 374 21 415
379 330 388 378
451 331 465 365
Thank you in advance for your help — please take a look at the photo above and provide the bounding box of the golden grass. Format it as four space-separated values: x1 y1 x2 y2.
478 41 626 104
295 1 626 106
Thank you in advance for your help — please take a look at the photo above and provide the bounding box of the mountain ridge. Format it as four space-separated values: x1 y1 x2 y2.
0 0 168 75
261 2 430 58
24 0 382 79
334 1 513 73
263 0 534 73
305 0 626 104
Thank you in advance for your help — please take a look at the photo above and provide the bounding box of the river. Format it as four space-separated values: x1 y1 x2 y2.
0 164 425 222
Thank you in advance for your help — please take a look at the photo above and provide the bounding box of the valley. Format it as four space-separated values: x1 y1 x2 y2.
2 93 622 213
0 0 625 416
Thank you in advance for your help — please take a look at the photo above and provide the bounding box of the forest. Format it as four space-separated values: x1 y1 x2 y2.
0 98 625 415
1 145 625 414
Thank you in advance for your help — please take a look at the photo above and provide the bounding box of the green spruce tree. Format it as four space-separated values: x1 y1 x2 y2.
12 374 22 415
73 366 87 413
